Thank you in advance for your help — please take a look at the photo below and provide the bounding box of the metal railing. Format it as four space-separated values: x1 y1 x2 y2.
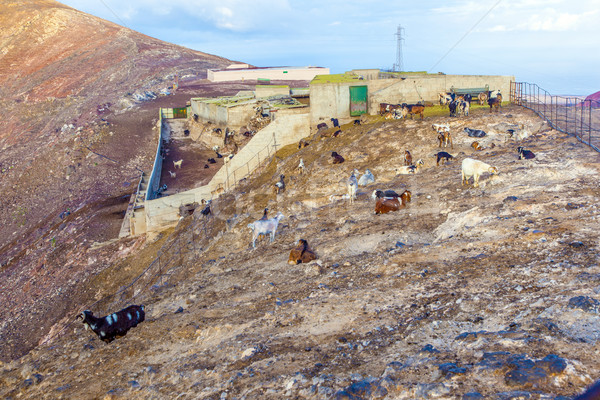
511 82 600 152
220 133 278 193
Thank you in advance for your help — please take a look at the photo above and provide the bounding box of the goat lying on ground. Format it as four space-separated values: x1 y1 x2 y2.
396 159 424 174
298 138 310 149
248 212 284 249
358 169 375 186
288 239 317 264
435 151 454 166
374 190 412 214
332 152 345 164
471 141 485 151
79 305 145 343
464 127 487 137
432 123 450 134
274 174 285 194
372 189 400 200
353 119 361 125
517 146 536 159
207 157 216 164
173 159 183 169
461 158 498 187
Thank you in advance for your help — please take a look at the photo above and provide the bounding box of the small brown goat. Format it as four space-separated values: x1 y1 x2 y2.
404 150 413 166
288 239 317 265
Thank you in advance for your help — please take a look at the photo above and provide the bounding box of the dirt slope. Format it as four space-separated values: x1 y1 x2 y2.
3 105 600 399
0 0 234 252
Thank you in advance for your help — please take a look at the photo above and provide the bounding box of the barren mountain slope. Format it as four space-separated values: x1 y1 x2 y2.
0 0 234 252
3 105 600 399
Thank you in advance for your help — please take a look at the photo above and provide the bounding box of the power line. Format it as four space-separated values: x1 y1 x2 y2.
98 0 129 29
428 0 502 72
394 25 405 72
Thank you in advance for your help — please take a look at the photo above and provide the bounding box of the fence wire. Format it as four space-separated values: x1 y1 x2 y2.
511 82 600 152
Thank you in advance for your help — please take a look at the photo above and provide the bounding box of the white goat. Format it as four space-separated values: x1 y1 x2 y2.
247 212 284 249
297 159 305 175
168 170 176 178
461 158 498 187
347 170 359 203
396 159 424 175
173 159 183 169
358 169 375 186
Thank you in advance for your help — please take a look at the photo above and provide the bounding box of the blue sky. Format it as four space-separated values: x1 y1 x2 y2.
59 0 600 95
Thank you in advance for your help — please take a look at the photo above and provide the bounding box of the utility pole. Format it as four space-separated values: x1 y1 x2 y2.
393 25 405 72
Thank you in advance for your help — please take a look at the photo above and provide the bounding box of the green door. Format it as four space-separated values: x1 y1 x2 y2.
349 85 368 116
173 107 187 118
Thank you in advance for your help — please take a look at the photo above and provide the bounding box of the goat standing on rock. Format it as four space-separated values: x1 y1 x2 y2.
274 174 286 194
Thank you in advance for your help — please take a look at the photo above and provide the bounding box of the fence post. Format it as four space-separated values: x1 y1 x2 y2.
589 102 592 146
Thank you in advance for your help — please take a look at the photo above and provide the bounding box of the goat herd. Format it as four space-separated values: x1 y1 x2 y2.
79 89 535 345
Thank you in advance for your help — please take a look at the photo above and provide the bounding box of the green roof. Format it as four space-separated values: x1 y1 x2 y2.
310 73 364 85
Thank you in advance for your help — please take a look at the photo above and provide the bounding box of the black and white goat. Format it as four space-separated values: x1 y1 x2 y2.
79 305 145 343
517 146 535 160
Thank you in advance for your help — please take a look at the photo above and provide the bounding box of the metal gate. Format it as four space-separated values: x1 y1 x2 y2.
349 85 368 116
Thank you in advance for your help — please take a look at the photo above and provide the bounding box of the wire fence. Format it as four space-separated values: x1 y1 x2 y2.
510 82 600 152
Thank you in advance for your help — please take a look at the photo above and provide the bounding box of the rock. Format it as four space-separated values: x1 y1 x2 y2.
504 196 518 202
495 390 532 400
439 362 468 378
420 344 440 354
568 296 600 313
334 377 387 399
463 392 484 399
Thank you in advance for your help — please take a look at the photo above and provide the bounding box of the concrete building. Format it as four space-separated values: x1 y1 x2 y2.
207 65 330 82
309 71 515 125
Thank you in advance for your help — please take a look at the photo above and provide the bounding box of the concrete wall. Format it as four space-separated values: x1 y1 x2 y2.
208 67 330 82
255 85 290 98
142 109 310 233
191 100 230 126
309 74 514 124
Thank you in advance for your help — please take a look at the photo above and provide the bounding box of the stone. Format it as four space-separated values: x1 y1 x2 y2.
568 296 600 313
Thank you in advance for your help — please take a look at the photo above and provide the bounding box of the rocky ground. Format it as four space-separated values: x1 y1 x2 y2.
2 104 600 399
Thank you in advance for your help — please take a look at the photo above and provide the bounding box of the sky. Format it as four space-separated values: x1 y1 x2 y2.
59 0 600 95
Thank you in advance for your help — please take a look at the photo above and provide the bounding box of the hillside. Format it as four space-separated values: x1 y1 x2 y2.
0 0 252 362
0 0 234 251
2 104 600 399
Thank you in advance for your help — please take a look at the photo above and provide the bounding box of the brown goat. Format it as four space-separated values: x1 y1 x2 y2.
471 141 484 151
404 150 413 166
375 190 411 214
288 239 317 265
438 131 452 148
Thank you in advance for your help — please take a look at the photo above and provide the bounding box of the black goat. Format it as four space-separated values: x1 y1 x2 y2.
79 305 145 343
517 146 536 159
317 122 328 131
331 118 339 127
353 119 361 125
435 151 454 166
331 152 345 164
207 158 217 164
